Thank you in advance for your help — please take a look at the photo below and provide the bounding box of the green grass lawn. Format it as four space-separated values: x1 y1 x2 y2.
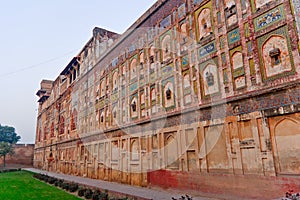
0 170 80 200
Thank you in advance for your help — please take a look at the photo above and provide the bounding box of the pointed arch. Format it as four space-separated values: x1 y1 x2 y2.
50 122 55 137
183 73 191 88
100 80 105 97
131 139 139 161
231 51 243 69
59 116 65 135
261 35 291 78
164 133 179 169
112 71 118 92
274 117 300 136
112 106 117 125
151 88 156 102
161 34 172 61
139 52 144 65
43 125 48 140
149 46 155 64
71 109 77 131
197 8 212 40
99 109 104 124
130 96 138 118
273 117 300 174
202 63 219 95
130 58 137 80
163 81 175 108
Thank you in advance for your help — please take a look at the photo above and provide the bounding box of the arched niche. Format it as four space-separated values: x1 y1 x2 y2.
112 71 118 92
231 51 243 69
164 133 179 169
161 34 172 61
130 58 137 80
202 63 219 96
163 81 175 108
131 139 139 161
197 8 212 40
273 118 300 174
130 97 138 118
262 35 292 78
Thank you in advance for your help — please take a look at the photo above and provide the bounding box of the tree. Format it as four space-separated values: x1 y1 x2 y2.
0 124 20 168
0 142 14 167
0 124 21 144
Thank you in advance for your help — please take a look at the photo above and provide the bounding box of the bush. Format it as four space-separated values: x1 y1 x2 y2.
99 192 108 200
84 188 93 199
57 179 64 188
54 179 60 187
69 183 79 193
78 187 86 197
92 190 101 200
33 173 50 182
62 182 70 191
48 177 57 184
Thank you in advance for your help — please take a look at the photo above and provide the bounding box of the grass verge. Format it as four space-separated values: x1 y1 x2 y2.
0 170 80 200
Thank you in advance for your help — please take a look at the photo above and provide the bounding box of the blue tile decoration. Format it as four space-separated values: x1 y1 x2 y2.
161 64 173 78
112 57 118 67
181 55 189 68
228 28 240 45
178 4 186 19
130 82 138 92
198 41 217 59
160 15 171 29
254 5 285 32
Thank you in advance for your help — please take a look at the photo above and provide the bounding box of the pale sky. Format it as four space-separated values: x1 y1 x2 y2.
0 0 157 144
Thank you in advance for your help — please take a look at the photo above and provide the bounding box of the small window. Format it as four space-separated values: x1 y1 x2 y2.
202 19 207 30
131 101 137 112
113 111 117 118
100 115 104 123
269 47 281 66
150 56 154 64
166 88 172 100
69 74 73 84
205 72 214 86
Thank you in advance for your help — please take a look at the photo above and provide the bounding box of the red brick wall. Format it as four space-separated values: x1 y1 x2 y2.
148 170 300 199
0 144 34 167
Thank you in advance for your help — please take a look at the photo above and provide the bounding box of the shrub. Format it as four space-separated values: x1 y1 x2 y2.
33 173 49 181
37 174 50 182
48 177 57 184
69 183 79 193
99 192 108 200
84 188 93 199
57 179 64 188
92 190 101 200
62 182 70 191
78 187 86 197
7 169 19 173
54 180 60 187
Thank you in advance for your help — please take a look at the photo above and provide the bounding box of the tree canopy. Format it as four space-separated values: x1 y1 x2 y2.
0 124 21 144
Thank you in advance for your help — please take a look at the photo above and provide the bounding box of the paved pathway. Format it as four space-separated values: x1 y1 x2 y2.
24 168 221 200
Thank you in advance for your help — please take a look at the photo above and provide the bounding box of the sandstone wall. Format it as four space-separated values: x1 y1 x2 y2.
1 144 34 167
